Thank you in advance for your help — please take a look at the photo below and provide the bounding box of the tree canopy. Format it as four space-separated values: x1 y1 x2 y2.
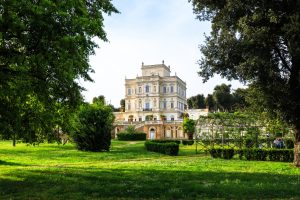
190 0 300 165
0 0 118 144
212 84 232 111
187 94 206 109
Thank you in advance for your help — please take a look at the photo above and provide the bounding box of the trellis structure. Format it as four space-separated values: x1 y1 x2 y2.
194 112 293 153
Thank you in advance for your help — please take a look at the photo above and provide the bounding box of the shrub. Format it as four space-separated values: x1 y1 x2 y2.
209 148 222 158
244 138 254 148
124 125 136 134
151 140 181 145
285 139 294 149
117 132 146 141
222 148 235 159
71 103 114 152
268 149 282 161
253 149 268 161
209 147 234 159
239 148 294 162
182 140 194 145
145 141 179 156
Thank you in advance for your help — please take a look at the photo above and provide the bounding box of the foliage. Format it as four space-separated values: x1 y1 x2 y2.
144 140 179 156
182 140 194 145
285 139 294 149
232 88 249 111
183 117 196 139
0 0 118 145
117 132 146 141
120 99 125 112
190 0 300 165
71 103 115 151
151 140 181 145
239 148 294 162
205 94 215 111
93 95 106 105
145 115 154 121
116 122 147 141
187 94 206 109
209 147 235 159
124 125 136 134
212 84 233 112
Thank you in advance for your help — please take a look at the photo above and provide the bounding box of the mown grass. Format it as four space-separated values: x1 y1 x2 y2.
0 140 300 199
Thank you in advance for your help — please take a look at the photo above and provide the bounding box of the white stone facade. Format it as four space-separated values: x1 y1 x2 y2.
116 61 187 122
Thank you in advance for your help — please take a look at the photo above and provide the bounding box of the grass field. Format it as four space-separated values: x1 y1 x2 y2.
0 140 300 199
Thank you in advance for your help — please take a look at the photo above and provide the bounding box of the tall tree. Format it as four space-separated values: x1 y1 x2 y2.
120 99 125 112
187 94 206 109
190 0 300 166
0 1 118 145
183 117 196 140
93 95 106 105
213 84 233 112
232 88 249 111
205 94 215 111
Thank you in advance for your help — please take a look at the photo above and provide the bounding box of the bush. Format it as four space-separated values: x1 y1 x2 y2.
145 141 179 156
268 149 282 161
151 140 181 145
117 132 146 141
71 103 114 151
244 138 255 148
239 148 294 162
209 147 234 159
285 139 294 149
182 140 194 145
222 148 235 159
209 148 222 158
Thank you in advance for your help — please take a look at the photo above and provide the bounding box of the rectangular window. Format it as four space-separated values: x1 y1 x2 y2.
127 88 131 95
163 101 167 109
163 87 167 93
171 102 174 109
128 103 131 111
145 102 150 109
170 86 174 93
145 85 150 93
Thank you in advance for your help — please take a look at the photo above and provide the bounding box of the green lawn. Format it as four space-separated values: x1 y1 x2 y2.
0 140 300 199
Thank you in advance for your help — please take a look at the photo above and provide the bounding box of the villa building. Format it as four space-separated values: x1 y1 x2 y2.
113 61 208 139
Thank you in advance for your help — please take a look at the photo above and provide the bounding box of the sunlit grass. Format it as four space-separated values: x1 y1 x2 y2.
0 140 300 199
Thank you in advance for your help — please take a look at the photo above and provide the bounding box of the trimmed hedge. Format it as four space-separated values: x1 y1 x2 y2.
285 139 294 149
238 148 294 162
209 148 294 162
117 132 146 141
182 140 194 145
145 140 179 156
151 140 181 145
209 147 235 159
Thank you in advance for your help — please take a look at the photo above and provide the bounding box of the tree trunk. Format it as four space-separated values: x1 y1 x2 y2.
294 126 300 167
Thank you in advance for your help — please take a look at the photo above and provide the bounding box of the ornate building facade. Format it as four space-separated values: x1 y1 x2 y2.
114 61 188 139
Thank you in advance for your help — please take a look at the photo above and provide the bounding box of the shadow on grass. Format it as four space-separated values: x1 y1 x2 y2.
1 167 300 199
0 160 25 166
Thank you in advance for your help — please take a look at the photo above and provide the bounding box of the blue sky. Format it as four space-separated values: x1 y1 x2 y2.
81 0 244 107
